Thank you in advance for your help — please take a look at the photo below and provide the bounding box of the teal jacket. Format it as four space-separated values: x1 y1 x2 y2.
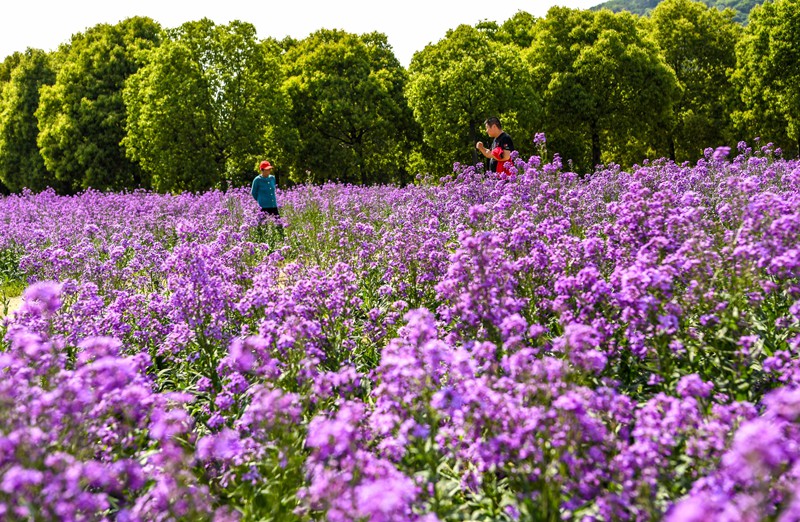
251 175 277 208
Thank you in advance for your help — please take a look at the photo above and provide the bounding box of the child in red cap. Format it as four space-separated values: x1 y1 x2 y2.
252 161 279 216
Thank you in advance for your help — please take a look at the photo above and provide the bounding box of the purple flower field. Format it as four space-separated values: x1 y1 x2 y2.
2 141 800 521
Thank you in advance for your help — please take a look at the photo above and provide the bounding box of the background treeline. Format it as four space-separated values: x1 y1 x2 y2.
0 0 798 194
592 0 760 23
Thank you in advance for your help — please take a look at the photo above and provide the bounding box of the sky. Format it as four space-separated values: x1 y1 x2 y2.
1 0 600 67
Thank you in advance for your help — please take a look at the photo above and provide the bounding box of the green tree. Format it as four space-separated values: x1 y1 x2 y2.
0 53 25 195
527 8 680 170
281 29 416 185
36 17 161 192
406 24 539 175
0 53 23 84
495 11 538 48
0 48 57 192
592 0 759 24
648 0 742 162
124 19 287 193
733 0 800 156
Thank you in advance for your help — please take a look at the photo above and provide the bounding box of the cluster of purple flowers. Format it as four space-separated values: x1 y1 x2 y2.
1 141 799 520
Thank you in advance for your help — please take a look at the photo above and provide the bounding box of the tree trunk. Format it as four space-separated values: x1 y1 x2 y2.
591 124 601 170
668 133 676 162
398 168 408 187
359 157 366 185
355 138 366 185
470 120 480 166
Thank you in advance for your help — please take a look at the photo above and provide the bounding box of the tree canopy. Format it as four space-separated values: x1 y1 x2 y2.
528 7 680 170
647 0 741 162
406 24 539 174
36 17 162 192
280 29 416 185
0 49 57 192
733 0 800 155
1 1 799 193
123 19 287 193
591 0 761 24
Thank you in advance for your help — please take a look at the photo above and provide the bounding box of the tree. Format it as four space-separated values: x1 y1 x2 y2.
591 0 759 24
0 48 57 192
406 24 539 175
733 0 800 156
648 0 742 162
280 29 416 185
527 8 680 170
0 53 25 196
123 19 287 193
495 11 538 49
0 53 23 84
36 17 161 192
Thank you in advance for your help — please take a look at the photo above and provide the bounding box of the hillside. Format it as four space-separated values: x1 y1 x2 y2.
590 0 761 23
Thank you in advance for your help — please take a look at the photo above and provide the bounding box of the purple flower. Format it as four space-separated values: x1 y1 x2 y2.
228 337 256 372
196 428 242 461
712 146 731 161
0 466 44 493
676 374 713 399
21 281 63 314
467 204 488 222
149 408 192 443
354 475 419 521
306 402 365 460
665 495 715 522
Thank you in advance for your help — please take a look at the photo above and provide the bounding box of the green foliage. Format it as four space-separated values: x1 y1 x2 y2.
593 0 662 13
527 8 680 170
2 2 800 191
494 11 538 48
733 0 800 156
35 17 162 193
124 19 289 193
0 246 25 307
0 48 58 192
0 247 23 284
647 0 742 162
406 24 540 175
0 53 23 84
591 0 761 24
280 29 417 185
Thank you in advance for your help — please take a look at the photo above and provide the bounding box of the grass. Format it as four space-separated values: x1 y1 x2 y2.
1 280 26 299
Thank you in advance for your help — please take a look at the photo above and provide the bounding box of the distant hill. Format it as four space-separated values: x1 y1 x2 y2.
589 0 761 23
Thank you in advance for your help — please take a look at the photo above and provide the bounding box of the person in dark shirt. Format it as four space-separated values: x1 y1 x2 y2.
475 116 514 177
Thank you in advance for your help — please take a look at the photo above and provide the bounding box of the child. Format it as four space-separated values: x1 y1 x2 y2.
251 160 279 216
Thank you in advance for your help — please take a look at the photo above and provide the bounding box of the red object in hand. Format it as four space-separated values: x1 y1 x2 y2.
491 146 512 178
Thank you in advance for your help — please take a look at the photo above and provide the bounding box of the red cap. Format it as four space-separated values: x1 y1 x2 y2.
259 160 273 170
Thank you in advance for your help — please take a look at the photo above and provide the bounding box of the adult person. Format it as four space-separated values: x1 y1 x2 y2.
475 116 514 177
251 160 279 216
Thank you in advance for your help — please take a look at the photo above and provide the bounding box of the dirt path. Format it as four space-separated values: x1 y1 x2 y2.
1 296 22 319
